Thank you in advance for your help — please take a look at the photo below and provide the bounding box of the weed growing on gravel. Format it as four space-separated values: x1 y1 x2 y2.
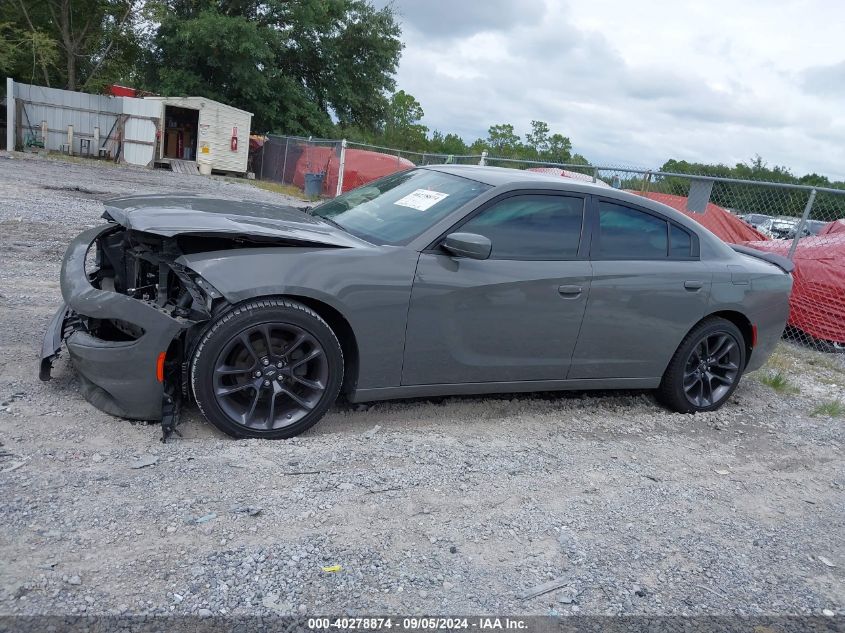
249 179 306 199
759 371 799 394
46 152 124 169
812 400 844 417
766 348 797 372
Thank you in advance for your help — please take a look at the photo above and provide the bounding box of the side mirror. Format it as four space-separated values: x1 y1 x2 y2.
442 232 492 260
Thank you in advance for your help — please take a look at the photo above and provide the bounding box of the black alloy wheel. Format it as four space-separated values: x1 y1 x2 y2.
191 299 343 439
212 322 329 430
682 331 742 407
657 317 746 413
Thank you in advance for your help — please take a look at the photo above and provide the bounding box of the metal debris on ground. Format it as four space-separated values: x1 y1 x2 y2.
520 577 570 600
130 455 158 469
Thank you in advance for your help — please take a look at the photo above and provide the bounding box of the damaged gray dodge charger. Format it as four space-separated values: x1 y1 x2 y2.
40 165 793 439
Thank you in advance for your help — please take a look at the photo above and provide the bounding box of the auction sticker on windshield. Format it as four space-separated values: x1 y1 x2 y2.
394 189 449 211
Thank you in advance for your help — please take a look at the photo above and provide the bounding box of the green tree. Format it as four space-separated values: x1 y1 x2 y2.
431 132 468 156
383 90 428 150
1 0 141 91
146 0 402 135
0 20 60 86
545 133 572 164
524 120 549 158
468 137 488 155
486 123 522 157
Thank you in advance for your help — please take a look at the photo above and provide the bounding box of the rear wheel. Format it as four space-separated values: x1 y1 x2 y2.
191 298 343 439
657 317 746 413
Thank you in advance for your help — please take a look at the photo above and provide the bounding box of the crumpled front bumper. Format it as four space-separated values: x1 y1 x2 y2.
40 224 189 421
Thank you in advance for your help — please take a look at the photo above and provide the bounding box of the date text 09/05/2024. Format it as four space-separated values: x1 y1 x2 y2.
307 618 529 630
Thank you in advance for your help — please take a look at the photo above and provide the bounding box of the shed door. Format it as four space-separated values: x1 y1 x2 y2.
121 98 159 167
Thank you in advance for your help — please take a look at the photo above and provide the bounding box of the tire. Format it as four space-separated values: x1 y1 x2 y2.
657 317 746 414
191 298 343 439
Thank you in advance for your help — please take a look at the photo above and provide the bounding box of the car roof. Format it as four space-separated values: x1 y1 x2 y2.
424 164 600 187
423 164 697 222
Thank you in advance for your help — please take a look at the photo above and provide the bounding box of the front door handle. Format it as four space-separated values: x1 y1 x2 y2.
558 285 583 297
684 280 704 291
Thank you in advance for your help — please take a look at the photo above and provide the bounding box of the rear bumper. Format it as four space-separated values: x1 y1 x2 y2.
39 224 189 421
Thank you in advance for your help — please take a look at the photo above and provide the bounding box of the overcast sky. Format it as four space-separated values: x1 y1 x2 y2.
374 0 845 180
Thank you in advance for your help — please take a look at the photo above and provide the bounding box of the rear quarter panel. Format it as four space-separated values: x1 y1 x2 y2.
708 256 792 372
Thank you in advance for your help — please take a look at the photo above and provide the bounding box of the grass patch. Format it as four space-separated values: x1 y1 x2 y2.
43 151 124 169
782 341 845 373
812 400 845 417
764 348 797 373
758 370 799 394
248 179 307 200
806 355 845 375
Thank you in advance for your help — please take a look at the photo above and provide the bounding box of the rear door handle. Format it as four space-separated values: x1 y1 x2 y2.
684 280 704 290
558 285 583 297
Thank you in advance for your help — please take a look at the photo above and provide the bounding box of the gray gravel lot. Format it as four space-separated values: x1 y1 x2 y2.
0 152 843 617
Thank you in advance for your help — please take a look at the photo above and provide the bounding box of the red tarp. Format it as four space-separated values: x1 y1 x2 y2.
820 219 845 235
742 234 845 344
632 191 767 243
293 146 414 195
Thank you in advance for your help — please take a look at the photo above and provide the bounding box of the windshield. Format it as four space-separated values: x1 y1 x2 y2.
311 169 491 245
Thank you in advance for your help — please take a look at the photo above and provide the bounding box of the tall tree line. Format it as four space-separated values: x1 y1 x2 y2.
1 0 402 135
2 0 843 194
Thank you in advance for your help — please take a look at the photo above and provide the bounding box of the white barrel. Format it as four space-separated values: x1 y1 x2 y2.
197 144 212 175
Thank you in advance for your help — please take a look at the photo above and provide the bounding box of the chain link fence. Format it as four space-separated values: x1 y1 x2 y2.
251 137 845 353
252 134 344 198
251 135 483 198
345 140 484 168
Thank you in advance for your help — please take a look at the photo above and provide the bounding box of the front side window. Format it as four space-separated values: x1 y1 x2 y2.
457 194 584 260
596 201 669 259
311 169 491 245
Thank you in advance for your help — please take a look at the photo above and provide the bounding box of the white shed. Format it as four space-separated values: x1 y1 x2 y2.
144 96 252 174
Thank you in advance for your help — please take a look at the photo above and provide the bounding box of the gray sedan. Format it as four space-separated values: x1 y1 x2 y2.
40 166 793 439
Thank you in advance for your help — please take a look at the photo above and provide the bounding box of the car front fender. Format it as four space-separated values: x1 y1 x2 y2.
177 245 420 391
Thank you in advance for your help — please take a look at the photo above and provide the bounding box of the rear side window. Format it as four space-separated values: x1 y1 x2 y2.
596 202 668 259
670 224 692 257
459 194 584 260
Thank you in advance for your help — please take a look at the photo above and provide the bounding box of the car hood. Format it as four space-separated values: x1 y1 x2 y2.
102 194 364 248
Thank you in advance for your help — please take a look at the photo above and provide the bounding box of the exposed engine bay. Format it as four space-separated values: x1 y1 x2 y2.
75 226 319 439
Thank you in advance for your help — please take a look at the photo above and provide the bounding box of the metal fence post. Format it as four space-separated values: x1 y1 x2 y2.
479 150 487 166
592 166 599 183
281 136 290 184
335 139 347 197
788 188 817 260
6 78 15 151
260 132 266 180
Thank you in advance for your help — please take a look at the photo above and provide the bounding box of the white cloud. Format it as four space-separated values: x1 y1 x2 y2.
376 0 845 179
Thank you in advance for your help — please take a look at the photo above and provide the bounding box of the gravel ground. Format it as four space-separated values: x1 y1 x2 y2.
0 152 843 617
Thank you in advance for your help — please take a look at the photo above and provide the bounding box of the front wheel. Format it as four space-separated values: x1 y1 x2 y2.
657 317 746 413
190 299 343 439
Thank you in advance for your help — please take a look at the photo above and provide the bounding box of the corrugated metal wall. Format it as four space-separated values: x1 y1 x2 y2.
9 80 158 167
13 82 121 154
7 81 253 172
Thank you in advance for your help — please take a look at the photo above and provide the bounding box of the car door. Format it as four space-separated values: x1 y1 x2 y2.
401 192 592 386
568 197 712 379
